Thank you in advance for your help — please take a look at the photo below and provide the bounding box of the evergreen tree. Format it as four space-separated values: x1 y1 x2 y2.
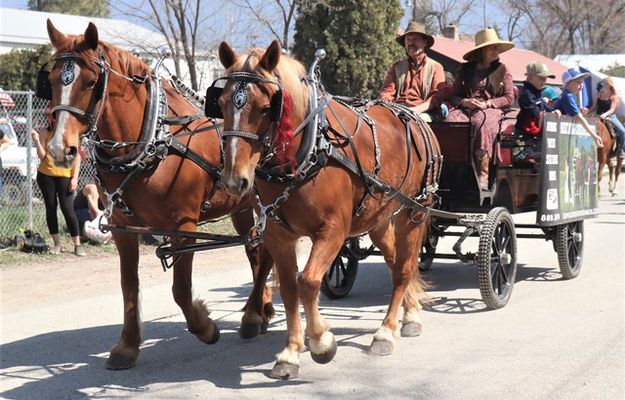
292 0 404 98
28 0 110 18
0 46 51 91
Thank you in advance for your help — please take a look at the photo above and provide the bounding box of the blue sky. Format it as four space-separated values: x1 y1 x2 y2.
1 0 506 48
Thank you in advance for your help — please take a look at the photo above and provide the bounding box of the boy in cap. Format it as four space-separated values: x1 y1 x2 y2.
554 68 604 148
514 62 561 162
379 21 445 121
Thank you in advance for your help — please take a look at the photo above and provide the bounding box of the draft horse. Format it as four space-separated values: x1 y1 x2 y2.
213 40 442 379
596 118 623 196
41 21 275 369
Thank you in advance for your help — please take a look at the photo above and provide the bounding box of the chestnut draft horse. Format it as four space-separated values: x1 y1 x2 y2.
213 40 442 379
41 21 275 370
596 118 623 196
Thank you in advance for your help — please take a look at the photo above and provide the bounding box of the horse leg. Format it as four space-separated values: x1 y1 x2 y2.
230 211 275 338
368 213 427 355
107 231 141 370
240 244 275 338
172 236 220 345
264 233 304 379
612 157 624 196
597 158 605 195
299 232 346 365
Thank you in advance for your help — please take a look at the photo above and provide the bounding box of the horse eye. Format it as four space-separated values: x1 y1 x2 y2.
86 80 97 88
260 106 271 115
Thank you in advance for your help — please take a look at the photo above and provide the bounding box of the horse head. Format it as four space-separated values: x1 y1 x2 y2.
216 41 308 196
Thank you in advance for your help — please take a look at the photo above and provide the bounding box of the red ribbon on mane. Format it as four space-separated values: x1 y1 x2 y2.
274 90 296 170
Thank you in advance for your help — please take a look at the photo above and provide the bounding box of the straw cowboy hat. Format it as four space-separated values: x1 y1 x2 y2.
396 21 435 48
463 28 515 61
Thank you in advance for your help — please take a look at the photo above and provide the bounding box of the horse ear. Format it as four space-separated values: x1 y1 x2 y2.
219 42 237 69
84 22 99 50
259 40 281 72
46 19 66 48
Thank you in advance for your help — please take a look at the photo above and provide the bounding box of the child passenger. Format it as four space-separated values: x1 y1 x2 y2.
554 68 604 148
514 62 561 162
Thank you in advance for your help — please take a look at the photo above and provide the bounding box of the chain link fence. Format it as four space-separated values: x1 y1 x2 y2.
0 90 96 241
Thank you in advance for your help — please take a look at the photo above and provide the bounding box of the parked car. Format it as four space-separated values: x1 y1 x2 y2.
0 118 38 206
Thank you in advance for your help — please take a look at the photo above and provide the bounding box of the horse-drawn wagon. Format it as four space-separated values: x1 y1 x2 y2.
321 113 599 309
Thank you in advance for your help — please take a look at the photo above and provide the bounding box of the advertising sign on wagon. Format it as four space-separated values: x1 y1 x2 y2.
537 114 599 227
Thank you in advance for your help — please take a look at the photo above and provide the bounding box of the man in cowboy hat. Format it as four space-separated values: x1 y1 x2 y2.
379 21 445 121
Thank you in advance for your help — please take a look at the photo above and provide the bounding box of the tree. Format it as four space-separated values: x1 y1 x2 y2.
292 0 404 98
503 0 625 57
112 0 215 91
405 0 476 35
231 0 299 49
0 46 51 91
28 0 110 17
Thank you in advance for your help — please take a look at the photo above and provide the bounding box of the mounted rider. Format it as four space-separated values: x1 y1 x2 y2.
379 21 445 122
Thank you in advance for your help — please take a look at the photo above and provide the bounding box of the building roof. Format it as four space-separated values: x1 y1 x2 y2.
555 54 625 72
428 35 569 85
0 7 167 52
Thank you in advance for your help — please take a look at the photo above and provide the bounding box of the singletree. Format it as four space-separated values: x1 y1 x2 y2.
292 0 403 98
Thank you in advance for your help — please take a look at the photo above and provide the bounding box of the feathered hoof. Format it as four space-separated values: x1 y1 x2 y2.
310 336 337 364
368 338 394 356
400 321 422 337
269 362 299 380
106 352 136 370
194 321 220 345
260 319 269 334
239 322 261 339
608 180 616 193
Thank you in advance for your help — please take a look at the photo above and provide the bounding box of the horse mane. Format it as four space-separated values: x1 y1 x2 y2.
52 34 151 78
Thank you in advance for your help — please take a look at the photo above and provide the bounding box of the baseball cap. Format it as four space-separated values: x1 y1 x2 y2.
525 62 555 78
562 68 590 85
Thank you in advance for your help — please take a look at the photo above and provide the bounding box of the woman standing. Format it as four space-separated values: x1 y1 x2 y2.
445 28 516 190
31 127 86 256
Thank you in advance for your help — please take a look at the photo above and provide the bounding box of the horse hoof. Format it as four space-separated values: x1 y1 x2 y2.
106 353 136 370
368 338 394 356
310 336 337 364
609 181 616 192
260 319 269 334
194 323 220 344
239 322 260 339
400 321 422 337
269 362 299 380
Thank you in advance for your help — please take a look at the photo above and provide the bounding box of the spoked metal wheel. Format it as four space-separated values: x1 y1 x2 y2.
418 229 438 271
477 207 518 309
320 238 360 299
555 220 584 279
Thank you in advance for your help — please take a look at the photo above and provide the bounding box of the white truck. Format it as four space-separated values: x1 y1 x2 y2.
0 118 38 206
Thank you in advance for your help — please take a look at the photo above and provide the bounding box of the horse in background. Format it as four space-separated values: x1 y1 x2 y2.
596 118 623 196
215 40 441 379
43 20 275 370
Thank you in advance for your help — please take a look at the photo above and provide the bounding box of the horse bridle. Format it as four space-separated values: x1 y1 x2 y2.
205 71 284 153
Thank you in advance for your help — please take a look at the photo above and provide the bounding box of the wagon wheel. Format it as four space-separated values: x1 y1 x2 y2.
418 230 438 271
555 220 584 279
320 238 360 299
477 207 518 310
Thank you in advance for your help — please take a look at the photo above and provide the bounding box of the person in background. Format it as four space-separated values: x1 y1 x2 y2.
553 68 604 148
379 21 445 121
445 28 516 190
31 127 86 256
73 182 112 244
0 120 12 198
586 77 624 158
541 85 559 106
514 62 561 162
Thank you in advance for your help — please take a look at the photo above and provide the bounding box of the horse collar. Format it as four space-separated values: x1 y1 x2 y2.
233 82 248 109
